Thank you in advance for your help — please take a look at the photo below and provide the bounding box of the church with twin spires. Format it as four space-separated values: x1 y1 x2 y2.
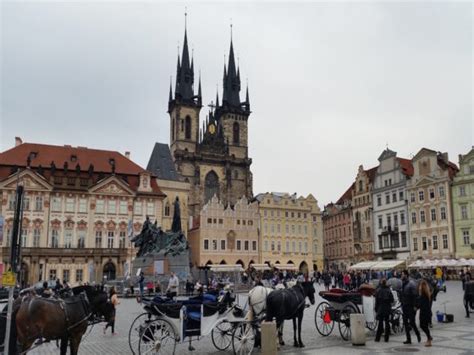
148 24 253 218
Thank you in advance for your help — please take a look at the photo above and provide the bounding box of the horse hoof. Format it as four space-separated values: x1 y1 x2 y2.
280 341 285 346
299 343 305 348
294 343 299 347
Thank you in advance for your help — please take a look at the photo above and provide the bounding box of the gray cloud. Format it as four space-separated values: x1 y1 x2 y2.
1 2 472 206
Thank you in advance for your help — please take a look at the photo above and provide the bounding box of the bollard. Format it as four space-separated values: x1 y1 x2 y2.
261 320 278 355
350 313 366 346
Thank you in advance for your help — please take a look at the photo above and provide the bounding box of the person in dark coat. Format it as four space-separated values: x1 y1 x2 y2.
401 270 421 344
375 278 394 342
417 279 433 347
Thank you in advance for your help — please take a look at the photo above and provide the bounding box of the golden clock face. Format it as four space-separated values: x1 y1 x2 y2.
209 124 216 134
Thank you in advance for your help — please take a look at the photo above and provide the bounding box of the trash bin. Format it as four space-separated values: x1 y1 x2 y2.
350 313 366 346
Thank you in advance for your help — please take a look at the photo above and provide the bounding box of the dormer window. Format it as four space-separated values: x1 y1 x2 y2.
70 155 77 162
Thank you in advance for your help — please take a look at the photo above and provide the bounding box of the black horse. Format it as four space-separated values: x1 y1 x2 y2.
265 281 315 347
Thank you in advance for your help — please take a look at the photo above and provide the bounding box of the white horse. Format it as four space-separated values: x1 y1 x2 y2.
248 285 274 320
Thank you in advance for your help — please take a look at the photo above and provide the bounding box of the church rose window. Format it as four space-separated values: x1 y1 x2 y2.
204 171 219 203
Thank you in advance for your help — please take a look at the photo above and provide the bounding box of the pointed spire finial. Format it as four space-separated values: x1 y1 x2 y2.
169 76 173 101
185 6 188 31
230 19 233 42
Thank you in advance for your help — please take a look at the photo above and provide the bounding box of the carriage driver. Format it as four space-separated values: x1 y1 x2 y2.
167 272 179 299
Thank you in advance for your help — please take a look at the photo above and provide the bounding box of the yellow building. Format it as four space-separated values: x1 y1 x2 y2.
255 192 323 272
188 196 260 268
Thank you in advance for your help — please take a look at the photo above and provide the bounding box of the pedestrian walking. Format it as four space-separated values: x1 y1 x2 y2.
138 271 145 298
54 278 63 294
374 278 394 342
401 270 421 344
104 286 120 335
418 279 433 347
40 281 53 298
167 272 179 299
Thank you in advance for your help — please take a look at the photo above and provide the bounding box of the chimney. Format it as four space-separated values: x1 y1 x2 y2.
15 137 23 147
125 151 130 159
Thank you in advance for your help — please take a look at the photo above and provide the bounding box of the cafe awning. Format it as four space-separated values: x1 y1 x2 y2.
348 261 379 270
250 263 271 271
274 264 298 271
209 265 244 272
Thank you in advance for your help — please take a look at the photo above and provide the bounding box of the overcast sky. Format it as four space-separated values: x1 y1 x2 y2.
1 1 472 206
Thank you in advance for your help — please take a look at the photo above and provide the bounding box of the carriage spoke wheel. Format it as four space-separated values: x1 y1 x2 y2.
314 301 335 337
338 304 357 341
232 322 256 355
211 320 233 350
391 309 404 335
129 312 154 355
138 318 176 355
366 319 377 332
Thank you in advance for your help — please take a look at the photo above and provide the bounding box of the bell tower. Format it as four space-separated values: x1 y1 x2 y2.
169 22 202 158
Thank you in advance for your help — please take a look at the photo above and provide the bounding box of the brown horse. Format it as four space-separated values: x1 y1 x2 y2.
12 285 113 355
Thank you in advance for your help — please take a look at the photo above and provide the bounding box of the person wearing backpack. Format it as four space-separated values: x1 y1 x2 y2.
375 278 394 342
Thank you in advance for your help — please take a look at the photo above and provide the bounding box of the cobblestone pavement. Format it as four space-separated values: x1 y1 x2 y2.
25 281 473 354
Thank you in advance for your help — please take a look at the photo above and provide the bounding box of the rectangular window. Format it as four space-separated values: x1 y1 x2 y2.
401 231 407 247
52 197 61 211
33 228 40 247
63 270 70 283
461 205 468 220
378 216 383 229
298 225 301 235
49 269 57 281
108 200 116 214
378 235 383 250
107 231 114 248
277 241 281 252
64 230 73 248
463 230 471 245
96 199 104 213
147 202 154 216
429 188 435 199
386 214 391 228
252 240 257 251
413 237 418 251
410 192 415 203
95 231 102 248
299 241 302 253
438 186 445 198
119 201 127 214
20 229 27 247
420 210 426 223
219 219 224 224
385 194 390 205
286 240 290 252
23 197 30 211
65 198 75 212
411 212 417 224
119 231 126 248
271 241 275 251
204 239 209 250
377 195 382 206
264 240 268 251
442 234 448 249
35 196 43 211
419 190 424 201
51 230 59 248
134 201 142 215
76 269 83 283
439 207 446 220
285 225 289 234
304 242 308 252
400 212 405 225
79 198 87 213
399 191 404 201
244 240 249 251
422 237 427 251
8 193 15 210
392 192 397 203
264 210 267 217
236 240 241 251
212 240 217 250
292 241 296 252
292 225 295 234
394 213 398 227
432 235 438 250
277 224 281 233
460 186 466 197
77 231 86 248
431 208 436 221
220 240 226 250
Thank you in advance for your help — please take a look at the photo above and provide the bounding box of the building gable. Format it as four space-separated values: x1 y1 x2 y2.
89 176 135 196
0 169 52 191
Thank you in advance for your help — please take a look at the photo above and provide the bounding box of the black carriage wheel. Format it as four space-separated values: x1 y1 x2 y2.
211 320 234 351
391 309 404 334
338 304 357 341
232 322 256 355
314 301 335 337
129 312 153 355
138 318 177 355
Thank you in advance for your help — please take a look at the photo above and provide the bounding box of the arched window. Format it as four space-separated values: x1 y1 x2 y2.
164 203 170 216
233 122 240 145
358 180 363 192
171 119 175 141
185 116 191 139
204 171 219 203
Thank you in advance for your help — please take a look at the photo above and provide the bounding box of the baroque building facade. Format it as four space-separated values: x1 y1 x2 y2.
166 27 253 218
0 139 165 286
452 147 474 258
255 192 323 272
407 148 458 260
188 196 259 268
351 165 377 262
372 149 413 260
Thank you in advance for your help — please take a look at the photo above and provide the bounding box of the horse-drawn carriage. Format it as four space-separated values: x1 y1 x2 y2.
314 285 377 340
128 290 250 355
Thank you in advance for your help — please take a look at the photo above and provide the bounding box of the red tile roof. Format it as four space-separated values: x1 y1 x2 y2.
365 166 378 183
0 142 164 195
397 158 414 177
336 182 355 205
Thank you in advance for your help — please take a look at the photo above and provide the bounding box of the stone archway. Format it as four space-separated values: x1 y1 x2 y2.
103 261 116 281
299 261 308 273
236 259 245 269
220 260 227 265
205 260 213 266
